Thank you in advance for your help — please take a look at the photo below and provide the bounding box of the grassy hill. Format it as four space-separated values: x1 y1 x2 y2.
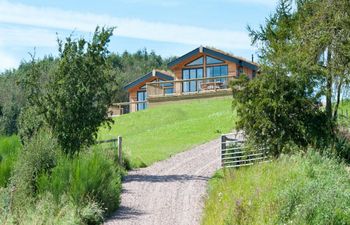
99 97 236 168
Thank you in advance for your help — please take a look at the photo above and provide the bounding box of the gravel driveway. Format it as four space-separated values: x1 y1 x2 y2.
105 138 221 225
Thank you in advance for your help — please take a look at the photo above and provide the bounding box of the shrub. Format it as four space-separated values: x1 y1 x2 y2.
332 130 350 163
37 145 122 216
0 136 21 187
17 106 45 144
231 74 331 156
9 130 59 209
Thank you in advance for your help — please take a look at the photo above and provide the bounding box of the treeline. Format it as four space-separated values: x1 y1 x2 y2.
0 48 174 137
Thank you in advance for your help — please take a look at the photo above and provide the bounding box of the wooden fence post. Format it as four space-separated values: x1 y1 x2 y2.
118 136 122 166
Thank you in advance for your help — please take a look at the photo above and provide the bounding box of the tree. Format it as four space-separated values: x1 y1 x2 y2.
248 0 350 129
232 74 329 155
25 27 117 154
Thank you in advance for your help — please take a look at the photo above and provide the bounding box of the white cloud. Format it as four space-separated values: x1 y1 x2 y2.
0 1 253 50
0 27 57 47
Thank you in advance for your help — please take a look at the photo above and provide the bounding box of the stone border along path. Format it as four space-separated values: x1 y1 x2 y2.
105 138 222 225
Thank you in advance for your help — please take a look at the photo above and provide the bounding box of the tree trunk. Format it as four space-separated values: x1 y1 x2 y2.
333 77 343 122
325 49 333 122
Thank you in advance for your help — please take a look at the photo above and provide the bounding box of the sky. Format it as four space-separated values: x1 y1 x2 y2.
0 0 278 72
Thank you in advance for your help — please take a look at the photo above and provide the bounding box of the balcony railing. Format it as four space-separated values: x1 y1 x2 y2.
108 100 147 116
146 75 235 98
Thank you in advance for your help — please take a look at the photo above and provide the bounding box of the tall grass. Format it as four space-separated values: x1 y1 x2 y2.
0 136 21 187
202 151 350 225
37 146 122 215
0 131 122 224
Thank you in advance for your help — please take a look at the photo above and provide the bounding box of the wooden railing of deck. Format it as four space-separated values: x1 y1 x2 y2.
146 75 236 98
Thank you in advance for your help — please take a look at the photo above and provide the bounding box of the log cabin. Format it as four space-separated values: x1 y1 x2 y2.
121 46 258 113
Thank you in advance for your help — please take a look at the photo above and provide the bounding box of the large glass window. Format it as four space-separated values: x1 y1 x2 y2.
182 68 203 93
206 65 228 82
206 56 224 65
186 57 203 66
137 91 147 111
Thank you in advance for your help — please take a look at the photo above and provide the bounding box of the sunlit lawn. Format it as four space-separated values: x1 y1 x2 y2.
99 97 236 168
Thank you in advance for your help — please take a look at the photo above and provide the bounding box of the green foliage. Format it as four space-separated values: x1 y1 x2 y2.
24 27 117 154
99 97 236 168
0 132 121 224
0 70 25 136
0 48 172 137
0 192 82 225
79 200 104 225
9 130 59 208
17 106 45 144
107 49 174 102
0 136 21 187
332 129 350 163
248 0 350 126
277 153 350 224
202 151 350 225
231 74 329 155
37 146 122 215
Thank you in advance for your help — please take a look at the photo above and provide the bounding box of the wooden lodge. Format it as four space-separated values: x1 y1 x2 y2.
110 46 259 115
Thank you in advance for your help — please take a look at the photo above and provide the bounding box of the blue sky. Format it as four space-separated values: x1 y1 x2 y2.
0 0 277 72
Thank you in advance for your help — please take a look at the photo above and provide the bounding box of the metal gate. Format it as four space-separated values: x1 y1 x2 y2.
221 133 269 168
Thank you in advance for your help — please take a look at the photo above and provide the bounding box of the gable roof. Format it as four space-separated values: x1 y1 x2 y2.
168 46 259 71
124 70 174 90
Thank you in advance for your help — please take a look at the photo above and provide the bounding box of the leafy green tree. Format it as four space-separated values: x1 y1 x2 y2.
248 0 350 127
232 74 329 155
25 27 117 154
0 69 26 135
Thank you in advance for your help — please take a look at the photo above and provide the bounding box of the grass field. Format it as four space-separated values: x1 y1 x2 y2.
202 152 350 225
99 97 236 168
0 135 22 187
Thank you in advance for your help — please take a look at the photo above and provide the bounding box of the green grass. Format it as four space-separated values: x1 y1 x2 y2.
339 100 350 127
202 152 350 225
0 135 21 187
99 97 236 168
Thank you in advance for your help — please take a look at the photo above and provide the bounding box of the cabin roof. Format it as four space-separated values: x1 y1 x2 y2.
124 70 174 90
167 46 259 71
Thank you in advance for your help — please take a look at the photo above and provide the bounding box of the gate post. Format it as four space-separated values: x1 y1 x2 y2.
117 136 122 166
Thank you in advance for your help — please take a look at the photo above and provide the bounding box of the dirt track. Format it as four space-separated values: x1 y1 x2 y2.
105 138 221 225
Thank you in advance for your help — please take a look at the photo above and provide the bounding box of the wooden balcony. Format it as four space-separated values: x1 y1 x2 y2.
110 75 235 115
146 75 235 99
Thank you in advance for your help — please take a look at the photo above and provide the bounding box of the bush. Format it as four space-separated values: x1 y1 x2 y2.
17 106 45 144
0 132 121 224
0 136 21 187
9 130 59 209
37 145 122 216
231 74 331 156
332 129 350 163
